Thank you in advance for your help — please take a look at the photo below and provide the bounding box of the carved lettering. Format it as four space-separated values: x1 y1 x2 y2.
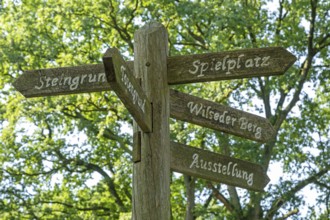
189 153 254 186
186 101 262 139
120 65 146 113
34 71 106 91
188 54 272 76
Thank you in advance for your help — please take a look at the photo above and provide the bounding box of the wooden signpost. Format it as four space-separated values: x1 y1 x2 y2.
12 22 296 219
13 64 108 97
103 48 152 133
167 47 296 84
170 142 270 191
130 23 171 219
170 90 275 143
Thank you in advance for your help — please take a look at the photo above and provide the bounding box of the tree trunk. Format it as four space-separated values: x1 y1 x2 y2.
184 175 196 220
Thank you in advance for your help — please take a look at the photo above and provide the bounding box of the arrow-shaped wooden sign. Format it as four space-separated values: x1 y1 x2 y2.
102 48 152 133
14 47 296 97
167 47 296 84
13 64 109 98
170 142 270 191
170 90 275 143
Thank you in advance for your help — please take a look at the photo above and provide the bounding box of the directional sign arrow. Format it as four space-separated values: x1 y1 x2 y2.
102 48 152 133
170 142 270 191
13 64 109 98
167 47 296 84
170 90 276 143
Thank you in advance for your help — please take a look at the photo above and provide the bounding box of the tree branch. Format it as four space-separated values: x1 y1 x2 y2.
175 41 208 50
264 0 319 172
273 53 311 132
275 0 289 38
54 149 128 212
39 200 111 212
180 32 208 50
265 168 329 219
315 180 330 190
184 175 196 220
317 33 330 51
188 25 205 46
257 77 272 119
207 183 235 213
61 107 132 154
3 167 59 177
220 135 242 213
203 190 214 209
276 208 299 220
217 80 244 103
108 1 134 50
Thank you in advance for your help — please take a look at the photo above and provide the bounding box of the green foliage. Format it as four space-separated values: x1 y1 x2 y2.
0 0 329 219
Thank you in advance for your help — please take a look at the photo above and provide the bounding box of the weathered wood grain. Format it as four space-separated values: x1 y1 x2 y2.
132 22 171 220
168 47 296 84
103 48 152 133
171 142 270 191
170 90 276 143
13 64 109 97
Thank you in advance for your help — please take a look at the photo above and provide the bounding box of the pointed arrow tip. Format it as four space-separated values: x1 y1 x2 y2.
277 47 297 74
12 76 26 97
283 47 297 65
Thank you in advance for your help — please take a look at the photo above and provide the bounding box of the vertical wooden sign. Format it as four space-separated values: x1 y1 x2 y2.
103 48 152 132
132 23 170 219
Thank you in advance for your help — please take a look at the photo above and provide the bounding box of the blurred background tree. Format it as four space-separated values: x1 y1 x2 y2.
0 0 329 219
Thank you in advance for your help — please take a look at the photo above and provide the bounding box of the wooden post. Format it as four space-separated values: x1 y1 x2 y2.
132 23 170 219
